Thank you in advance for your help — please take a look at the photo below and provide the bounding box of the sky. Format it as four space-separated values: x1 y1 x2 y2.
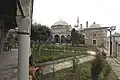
33 0 120 32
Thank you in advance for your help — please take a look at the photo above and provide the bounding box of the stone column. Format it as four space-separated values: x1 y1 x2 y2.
0 20 4 54
59 35 61 44
18 17 31 80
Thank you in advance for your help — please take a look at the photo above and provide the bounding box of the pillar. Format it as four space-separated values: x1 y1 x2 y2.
18 17 31 80
59 35 61 44
116 42 119 58
0 20 4 54
86 21 88 28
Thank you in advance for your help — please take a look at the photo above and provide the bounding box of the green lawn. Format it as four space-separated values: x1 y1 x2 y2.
38 60 119 80
32 45 89 63
39 61 92 80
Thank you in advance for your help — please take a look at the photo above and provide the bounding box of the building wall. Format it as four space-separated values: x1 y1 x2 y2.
118 44 120 57
107 36 120 57
112 37 117 57
51 25 71 38
51 25 71 44
84 28 107 46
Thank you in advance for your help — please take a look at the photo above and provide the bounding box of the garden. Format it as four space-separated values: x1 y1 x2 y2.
31 45 89 63
37 54 119 80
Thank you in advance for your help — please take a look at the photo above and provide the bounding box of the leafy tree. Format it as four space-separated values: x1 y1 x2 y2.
31 23 51 41
91 53 103 80
71 28 79 46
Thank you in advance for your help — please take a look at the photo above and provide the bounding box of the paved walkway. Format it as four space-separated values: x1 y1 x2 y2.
0 49 18 80
107 58 120 79
97 47 120 80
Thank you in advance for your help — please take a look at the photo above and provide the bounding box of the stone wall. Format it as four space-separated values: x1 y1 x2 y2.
84 28 107 46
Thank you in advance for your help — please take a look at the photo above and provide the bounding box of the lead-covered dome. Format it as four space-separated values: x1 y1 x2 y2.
54 20 68 26
89 24 101 28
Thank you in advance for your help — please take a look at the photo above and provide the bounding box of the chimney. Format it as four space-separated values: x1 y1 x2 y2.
86 21 88 28
80 24 82 29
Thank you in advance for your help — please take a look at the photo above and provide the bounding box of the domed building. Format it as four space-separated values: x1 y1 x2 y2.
82 22 109 47
50 18 109 47
50 19 72 44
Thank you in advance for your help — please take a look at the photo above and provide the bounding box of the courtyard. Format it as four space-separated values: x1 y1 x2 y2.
29 44 119 80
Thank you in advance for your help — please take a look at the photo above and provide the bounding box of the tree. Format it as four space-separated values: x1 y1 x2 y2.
91 53 103 80
71 28 79 46
31 23 51 42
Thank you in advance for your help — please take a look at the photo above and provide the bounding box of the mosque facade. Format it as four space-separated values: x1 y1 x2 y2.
50 17 109 47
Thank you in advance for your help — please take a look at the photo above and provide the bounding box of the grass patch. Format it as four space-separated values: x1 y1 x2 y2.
31 45 89 63
39 61 92 80
38 60 118 80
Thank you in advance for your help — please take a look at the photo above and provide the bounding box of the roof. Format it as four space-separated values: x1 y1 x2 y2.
54 19 68 26
84 27 109 30
74 23 79 28
89 24 101 28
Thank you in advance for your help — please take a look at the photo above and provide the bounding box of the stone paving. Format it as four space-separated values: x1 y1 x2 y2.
107 58 120 79
97 47 120 80
0 49 18 80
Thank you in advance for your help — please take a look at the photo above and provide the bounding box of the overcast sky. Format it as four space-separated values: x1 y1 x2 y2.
33 0 120 32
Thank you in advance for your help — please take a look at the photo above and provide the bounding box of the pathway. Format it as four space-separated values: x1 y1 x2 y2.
0 49 18 80
107 58 120 79
97 47 120 80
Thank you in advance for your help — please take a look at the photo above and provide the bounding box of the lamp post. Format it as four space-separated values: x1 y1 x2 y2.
108 26 116 57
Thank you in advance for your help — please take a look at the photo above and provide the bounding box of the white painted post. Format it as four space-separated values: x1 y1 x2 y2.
18 17 31 80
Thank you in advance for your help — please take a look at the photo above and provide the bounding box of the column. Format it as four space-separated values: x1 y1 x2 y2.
59 35 61 44
18 17 31 80
117 42 118 58
0 20 4 54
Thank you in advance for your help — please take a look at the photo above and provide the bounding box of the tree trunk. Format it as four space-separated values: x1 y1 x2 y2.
91 68 98 80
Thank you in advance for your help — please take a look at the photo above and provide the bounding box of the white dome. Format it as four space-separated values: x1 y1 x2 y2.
89 24 101 28
54 20 68 25
74 23 79 28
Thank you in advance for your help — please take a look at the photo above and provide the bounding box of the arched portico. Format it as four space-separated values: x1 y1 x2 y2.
54 35 60 43
61 35 66 44
66 35 71 44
